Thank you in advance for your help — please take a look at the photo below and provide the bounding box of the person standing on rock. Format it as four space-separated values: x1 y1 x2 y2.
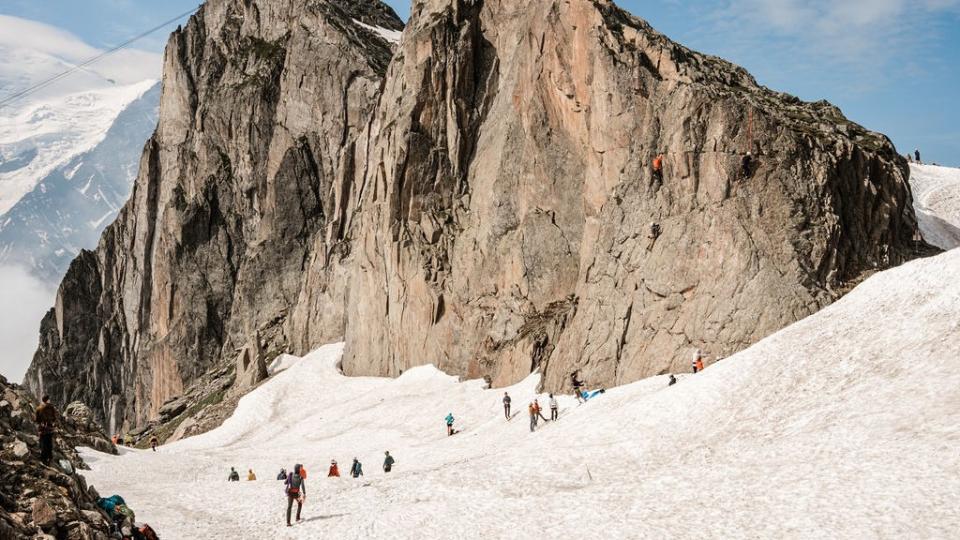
502 392 512 420
285 464 306 526
383 451 395 473
549 393 559 421
34 395 58 465
350 458 363 478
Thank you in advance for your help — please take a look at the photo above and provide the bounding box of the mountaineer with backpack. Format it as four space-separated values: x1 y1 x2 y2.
285 464 306 526
445 413 455 436
228 467 240 481
383 451 395 473
350 458 363 478
502 392 512 420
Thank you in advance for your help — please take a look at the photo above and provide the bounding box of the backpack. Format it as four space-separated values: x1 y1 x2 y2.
287 473 303 495
139 524 159 540
115 504 136 523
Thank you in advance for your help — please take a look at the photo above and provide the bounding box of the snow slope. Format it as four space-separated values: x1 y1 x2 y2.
79 249 960 539
910 163 960 250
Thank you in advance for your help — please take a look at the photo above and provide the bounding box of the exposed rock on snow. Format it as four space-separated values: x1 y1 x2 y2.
28 0 926 437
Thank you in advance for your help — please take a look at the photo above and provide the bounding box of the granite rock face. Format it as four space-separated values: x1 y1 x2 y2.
340 0 923 390
26 0 404 432
28 0 925 434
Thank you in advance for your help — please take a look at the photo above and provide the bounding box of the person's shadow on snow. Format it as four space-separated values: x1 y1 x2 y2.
300 514 349 523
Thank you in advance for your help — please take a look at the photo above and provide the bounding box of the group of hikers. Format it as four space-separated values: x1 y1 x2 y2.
31 344 718 529
226 453 396 526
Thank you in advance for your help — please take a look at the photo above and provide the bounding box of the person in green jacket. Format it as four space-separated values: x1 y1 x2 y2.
383 451 395 473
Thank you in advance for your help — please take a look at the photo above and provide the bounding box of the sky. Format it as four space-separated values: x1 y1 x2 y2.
0 0 957 164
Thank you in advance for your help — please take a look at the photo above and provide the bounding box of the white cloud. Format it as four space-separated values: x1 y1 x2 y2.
0 265 54 383
0 14 161 100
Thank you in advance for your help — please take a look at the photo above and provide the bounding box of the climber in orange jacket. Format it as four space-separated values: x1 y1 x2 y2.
652 153 664 186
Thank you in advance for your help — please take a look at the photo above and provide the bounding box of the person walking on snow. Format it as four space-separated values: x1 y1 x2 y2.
445 413 455 436
228 467 240 481
668 374 677 386
350 458 363 478
383 451 395 473
247 469 257 481
285 464 306 526
277 468 287 481
34 395 58 465
149 435 158 452
529 401 543 432
570 372 585 403
503 392 512 420
549 393 559 421
328 460 340 477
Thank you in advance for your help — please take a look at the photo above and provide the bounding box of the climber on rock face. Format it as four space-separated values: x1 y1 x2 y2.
741 152 753 179
652 153 664 187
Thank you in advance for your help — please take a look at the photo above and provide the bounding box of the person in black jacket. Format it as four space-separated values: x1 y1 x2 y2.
350 458 363 478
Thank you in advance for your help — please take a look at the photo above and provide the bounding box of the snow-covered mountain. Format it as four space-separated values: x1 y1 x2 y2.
0 15 161 283
0 82 160 282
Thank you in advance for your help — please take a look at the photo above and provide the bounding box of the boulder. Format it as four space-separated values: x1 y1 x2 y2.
31 498 57 530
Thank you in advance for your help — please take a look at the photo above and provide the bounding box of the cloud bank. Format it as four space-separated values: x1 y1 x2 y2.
0 265 54 383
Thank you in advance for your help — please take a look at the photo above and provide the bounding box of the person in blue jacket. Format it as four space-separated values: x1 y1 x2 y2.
445 413 455 436
350 458 363 478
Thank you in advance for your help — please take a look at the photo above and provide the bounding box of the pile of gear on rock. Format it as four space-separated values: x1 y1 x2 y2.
96 494 160 539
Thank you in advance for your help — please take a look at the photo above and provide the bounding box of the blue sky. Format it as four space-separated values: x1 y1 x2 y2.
2 0 957 165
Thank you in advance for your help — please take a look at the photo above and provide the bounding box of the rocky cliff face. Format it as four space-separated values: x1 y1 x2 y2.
28 0 925 434
340 0 923 390
26 0 404 432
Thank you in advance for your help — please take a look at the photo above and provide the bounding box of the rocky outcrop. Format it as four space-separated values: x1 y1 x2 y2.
28 0 928 435
339 0 925 389
26 0 404 432
0 375 116 539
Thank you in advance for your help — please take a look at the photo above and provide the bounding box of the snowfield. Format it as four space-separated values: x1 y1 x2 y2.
79 248 960 539
910 163 960 250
